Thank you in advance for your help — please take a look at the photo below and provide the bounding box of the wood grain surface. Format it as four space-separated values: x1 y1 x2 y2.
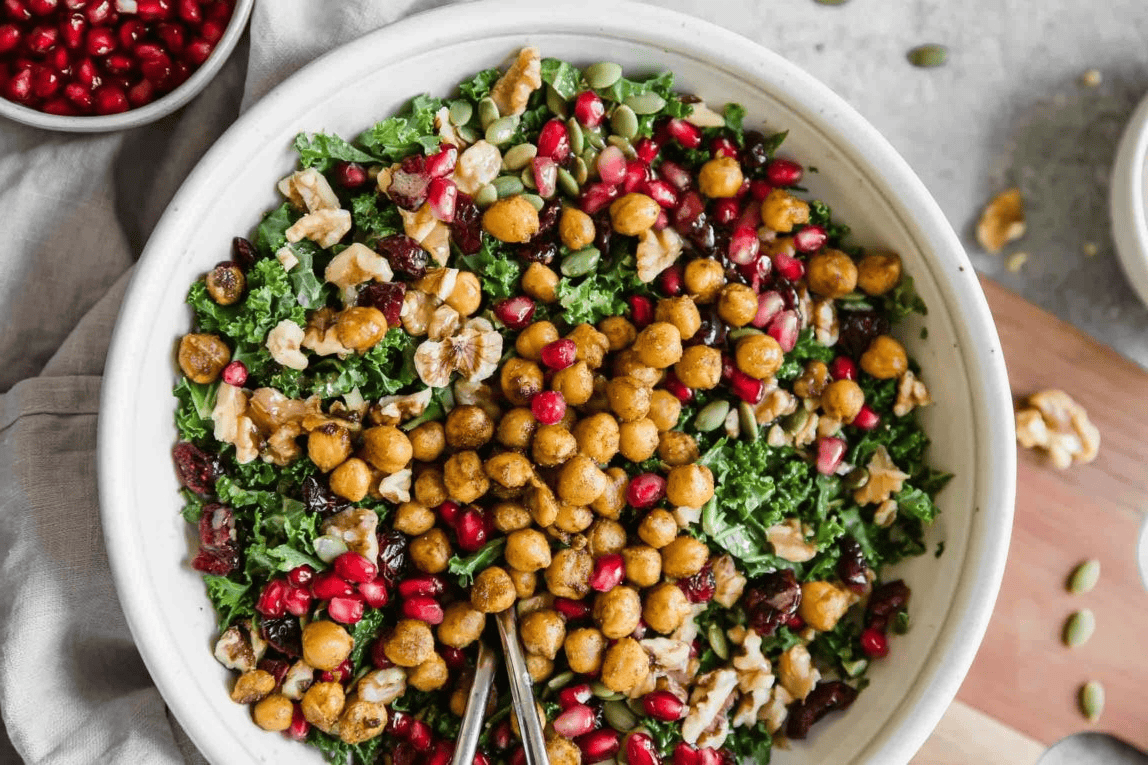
913 278 1148 761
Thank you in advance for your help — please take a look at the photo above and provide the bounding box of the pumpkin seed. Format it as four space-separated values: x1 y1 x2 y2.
606 134 637 159
728 327 763 341
707 622 730 660
610 105 639 140
473 184 498 208
566 117 585 155
603 699 638 732
841 658 869 677
843 467 869 490
580 147 600 175
521 165 537 191
573 157 590 185
1063 608 1096 648
724 408 741 438
561 247 601 277
313 534 348 563
782 407 809 434
546 671 575 693
1068 559 1101 594
478 96 500 129
557 167 580 198
546 84 568 118
695 400 731 432
625 91 666 115
492 175 524 198
485 115 519 146
585 61 623 90
591 680 623 700
1080 681 1104 722
502 143 537 171
522 193 545 212
584 126 606 150
448 99 473 127
455 125 478 144
907 43 948 68
738 401 758 441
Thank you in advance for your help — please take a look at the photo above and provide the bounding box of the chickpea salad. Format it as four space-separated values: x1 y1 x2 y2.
171 48 949 765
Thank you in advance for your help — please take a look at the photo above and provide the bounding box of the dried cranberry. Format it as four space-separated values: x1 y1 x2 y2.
231 236 257 272
536 199 561 235
837 309 890 360
592 211 612 255
786 681 859 739
357 281 406 327
450 191 483 255
258 657 291 685
376 234 428 278
518 239 557 265
334 161 368 189
197 503 235 548
684 306 728 348
300 476 351 517
866 580 910 632
742 569 801 636
741 130 772 172
836 537 869 594
376 530 408 590
172 441 222 495
678 563 716 603
191 545 239 575
387 155 431 210
260 615 302 658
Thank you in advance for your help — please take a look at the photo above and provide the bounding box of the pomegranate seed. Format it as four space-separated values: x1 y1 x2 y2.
42 97 75 114
26 0 54 13
772 251 805 281
492 719 513 750
334 552 377 584
727 226 760 266
830 356 857 381
752 291 785 329
710 135 738 159
319 657 352 683
369 638 393 670
441 646 467 670
63 81 91 109
181 36 211 65
199 18 222 43
84 25 114 56
30 65 59 98
139 51 172 84
408 720 432 751
766 157 803 187
358 579 389 608
473 754 490 765
766 309 799 352
653 209 668 230
456 507 488 552
219 359 247 386
387 709 413 738
438 500 462 526
508 748 526 765
3 0 29 20
662 373 694 403
84 0 115 25
697 748 723 765
177 0 199 24
659 160 692 191
593 145 625 186
493 295 535 330
720 354 736 382
425 742 454 765
92 82 126 112
643 178 678 209
334 161 368 188
284 703 310 741
204 0 231 24
816 436 847 475
674 743 701 765
398 574 446 599
532 156 558 198
626 473 666 508
286 564 314 588
103 51 132 74
558 683 592 709
72 55 96 85
672 190 704 225
310 571 354 600
531 390 566 426
151 20 181 51
626 732 660 765
553 597 591 620
632 619 648 640
126 78 153 107
634 136 660 163
853 405 880 431
578 181 619 215
402 595 445 625
621 160 648 194
794 225 827 253
578 729 621 762
328 593 364 624
426 176 457 222
56 14 84 49
589 553 624 592
749 179 772 201
629 295 653 328
730 370 765 404
711 198 739 226
424 142 457 178
642 690 685 721
537 118 570 161
27 23 57 53
135 0 170 20
860 626 889 658
256 579 290 618
573 90 604 127
283 585 311 616
666 118 702 149
787 613 806 630
657 263 683 297
541 338 577 370
553 703 596 737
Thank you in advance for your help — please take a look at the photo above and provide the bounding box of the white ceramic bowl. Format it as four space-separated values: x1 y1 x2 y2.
0 0 253 132
98 2 1016 763
1111 91 1148 309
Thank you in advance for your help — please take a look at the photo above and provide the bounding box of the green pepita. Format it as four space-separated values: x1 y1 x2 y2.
738 401 758 441
1063 608 1096 648
546 671 575 693
603 699 638 732
522 193 544 212
561 247 601 277
448 99 473 127
557 167 580 198
591 680 624 700
546 85 568 118
606 134 637 159
573 157 590 185
521 165 537 190
485 115 519 146
783 407 810 434
502 143 537 171
695 400 731 432
624 91 666 115
455 125 478 145
580 147 600 176
473 184 498 208
843 467 870 490
492 175 525 199
841 658 869 678
478 96 500 129
1080 680 1104 723
584 126 606 150
566 117 585 155
1068 559 1101 594
728 327 764 341
707 622 730 660
610 104 639 140
585 61 623 90
907 43 948 68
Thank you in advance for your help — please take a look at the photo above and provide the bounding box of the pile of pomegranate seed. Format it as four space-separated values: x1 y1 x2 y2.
0 0 236 116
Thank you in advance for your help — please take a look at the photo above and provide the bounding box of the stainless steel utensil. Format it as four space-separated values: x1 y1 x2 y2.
450 641 497 765
496 608 550 765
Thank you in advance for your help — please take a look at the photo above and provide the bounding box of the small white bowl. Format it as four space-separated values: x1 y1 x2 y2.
0 0 253 133
1111 91 1148 308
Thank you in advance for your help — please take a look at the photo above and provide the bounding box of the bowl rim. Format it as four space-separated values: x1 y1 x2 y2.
0 0 255 133
1110 90 1148 308
97 2 1016 763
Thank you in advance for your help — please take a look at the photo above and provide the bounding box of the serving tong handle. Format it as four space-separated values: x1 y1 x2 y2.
451 641 497 765
496 608 550 765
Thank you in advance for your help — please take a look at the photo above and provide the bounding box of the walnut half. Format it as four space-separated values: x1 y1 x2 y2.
1015 389 1099 469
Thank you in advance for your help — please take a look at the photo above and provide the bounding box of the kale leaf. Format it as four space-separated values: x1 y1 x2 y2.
456 237 523 301
358 94 445 161
292 132 380 172
448 538 507 587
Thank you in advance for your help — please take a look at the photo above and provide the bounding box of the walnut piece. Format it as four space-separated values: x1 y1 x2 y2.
427 303 462 341
454 379 502 422
276 245 299 272
976 187 1025 253
874 499 898 527
433 106 465 148
214 624 262 672
400 204 451 266
372 388 434 426
731 630 775 728
286 208 352 249
212 383 261 465
682 668 738 746
1015 389 1100 469
453 140 502 195
322 508 380 564
489 47 542 117
755 388 797 425
357 667 407 705
267 319 309 371
761 684 794 734
401 289 437 337
325 243 394 303
711 555 746 609
303 307 350 358
636 227 684 283
281 660 315 700
765 519 817 563
414 268 460 302
777 643 820 702
893 369 932 417
413 317 502 388
278 168 340 213
853 445 909 506
379 469 412 504
811 297 839 347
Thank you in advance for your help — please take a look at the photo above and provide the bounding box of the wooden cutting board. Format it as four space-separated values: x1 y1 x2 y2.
912 278 1148 764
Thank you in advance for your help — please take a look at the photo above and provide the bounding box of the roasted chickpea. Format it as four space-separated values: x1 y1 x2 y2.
600 638 649 693
822 379 865 422
545 548 592 599
361 425 413 474
405 652 449 692
586 519 627 558
483 195 540 243
522 262 559 303
622 546 662 588
598 315 637 351
807 249 859 299
643 582 691 634
572 412 620 464
445 405 495 450
698 156 744 198
735 334 784 380
408 421 446 462
557 455 608 506
443 450 489 503
500 357 545 407
329 458 372 502
338 699 389 744
527 654 555 683
526 483 561 528
793 360 831 400
633 322 684 369
231 669 276 704
655 296 701 341
717 283 759 327
666 463 715 509
647 389 682 432
496 407 537 451
307 423 352 473
607 376 652 422
488 500 530 532
618 418 659 462
552 360 594 406
657 430 699 466
798 581 852 632
509 567 537 599
565 324 608 368
609 192 660 236
205 261 246 305
564 628 607 674
532 423 578 467
516 321 559 361
591 467 627 519
301 682 345 731
336 306 388 353
593 585 642 639
445 271 482 316
638 509 678 549
861 335 908 379
485 451 533 489
178 333 230 384
674 345 722 390
410 528 452 574
559 206 596 250
761 188 810 233
661 536 710 578
683 258 725 304
612 349 662 388
393 502 436 535
547 736 581 765
300 620 354 673
506 528 553 572
857 251 902 296
471 566 516 613
383 619 435 668
253 694 293 732
520 609 566 659
413 467 448 507
555 502 595 533
438 602 486 648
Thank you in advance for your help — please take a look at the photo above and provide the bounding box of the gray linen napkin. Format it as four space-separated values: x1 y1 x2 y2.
0 2 448 762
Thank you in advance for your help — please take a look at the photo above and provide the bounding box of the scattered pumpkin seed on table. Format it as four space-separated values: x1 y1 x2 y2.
907 44 948 68
1080 680 1104 722
1062 608 1096 648
1068 559 1101 594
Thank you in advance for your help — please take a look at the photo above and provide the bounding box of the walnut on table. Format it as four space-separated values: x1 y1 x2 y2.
1015 389 1099 469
